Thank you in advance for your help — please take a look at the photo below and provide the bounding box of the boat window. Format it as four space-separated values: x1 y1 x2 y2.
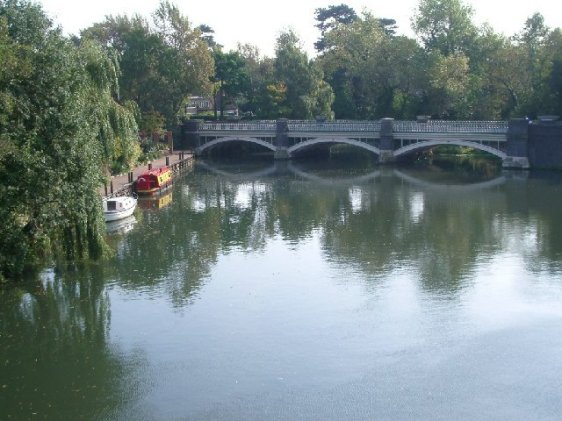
107 201 117 211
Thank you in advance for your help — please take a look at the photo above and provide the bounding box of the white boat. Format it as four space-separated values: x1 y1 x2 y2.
105 215 137 234
103 195 137 222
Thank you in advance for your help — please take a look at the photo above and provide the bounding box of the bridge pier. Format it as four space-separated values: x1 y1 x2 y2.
502 156 530 169
503 119 530 169
379 118 395 164
182 120 201 152
274 148 290 160
274 119 290 160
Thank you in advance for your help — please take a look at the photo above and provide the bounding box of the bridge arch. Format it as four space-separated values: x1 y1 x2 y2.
196 136 277 155
288 137 382 158
393 139 507 159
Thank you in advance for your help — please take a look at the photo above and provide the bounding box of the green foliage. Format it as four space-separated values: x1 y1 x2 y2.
212 48 249 118
0 0 139 280
412 0 477 56
318 12 425 119
81 1 214 128
314 4 358 52
274 30 334 119
140 110 166 134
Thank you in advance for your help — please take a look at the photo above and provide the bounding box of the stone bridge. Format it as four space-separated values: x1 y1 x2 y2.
182 118 531 169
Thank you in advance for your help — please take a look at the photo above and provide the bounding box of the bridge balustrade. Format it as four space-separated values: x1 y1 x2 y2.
288 120 381 132
200 121 277 131
394 120 508 133
198 120 508 134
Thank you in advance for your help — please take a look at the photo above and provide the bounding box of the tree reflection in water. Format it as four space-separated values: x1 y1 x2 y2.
0 266 145 419
2 157 562 419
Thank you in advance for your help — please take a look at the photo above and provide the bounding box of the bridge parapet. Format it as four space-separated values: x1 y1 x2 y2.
198 120 382 132
394 120 508 133
287 120 381 132
200 121 276 131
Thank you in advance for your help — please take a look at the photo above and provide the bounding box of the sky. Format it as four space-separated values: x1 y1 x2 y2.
38 0 562 56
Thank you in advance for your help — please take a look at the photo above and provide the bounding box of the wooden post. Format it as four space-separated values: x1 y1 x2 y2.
104 183 108 196
166 156 170 166
148 162 152 170
110 179 114 194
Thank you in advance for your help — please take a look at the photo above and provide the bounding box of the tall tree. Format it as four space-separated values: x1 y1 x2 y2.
318 12 424 119
314 4 358 52
512 13 552 117
235 43 275 117
274 30 333 119
411 0 477 56
212 48 249 118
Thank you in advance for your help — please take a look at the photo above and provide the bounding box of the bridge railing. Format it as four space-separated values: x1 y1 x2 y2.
394 120 508 133
198 119 509 134
288 120 381 132
200 120 277 131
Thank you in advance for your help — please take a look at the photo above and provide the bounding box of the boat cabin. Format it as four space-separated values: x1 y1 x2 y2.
136 166 173 195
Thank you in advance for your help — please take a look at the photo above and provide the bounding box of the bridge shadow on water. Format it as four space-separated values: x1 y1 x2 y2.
196 155 511 191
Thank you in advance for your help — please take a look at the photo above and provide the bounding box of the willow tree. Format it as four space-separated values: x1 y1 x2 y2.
0 0 139 280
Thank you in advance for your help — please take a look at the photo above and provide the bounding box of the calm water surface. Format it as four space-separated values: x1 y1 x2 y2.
2 159 562 420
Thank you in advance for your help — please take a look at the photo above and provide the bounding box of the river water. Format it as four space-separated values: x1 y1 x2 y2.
2 158 562 420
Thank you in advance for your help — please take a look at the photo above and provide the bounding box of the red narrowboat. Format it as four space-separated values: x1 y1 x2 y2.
135 166 173 195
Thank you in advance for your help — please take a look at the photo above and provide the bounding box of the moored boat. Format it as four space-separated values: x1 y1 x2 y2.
135 166 173 195
103 195 137 222
138 191 173 210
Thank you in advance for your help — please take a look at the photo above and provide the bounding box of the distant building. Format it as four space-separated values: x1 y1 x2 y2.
186 95 240 120
185 96 214 116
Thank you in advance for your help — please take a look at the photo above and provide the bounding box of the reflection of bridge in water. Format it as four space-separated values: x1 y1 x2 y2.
184 119 531 169
197 160 510 192
392 170 508 193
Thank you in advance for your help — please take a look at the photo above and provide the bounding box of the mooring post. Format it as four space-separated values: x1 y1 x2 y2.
166 156 170 166
110 179 114 194
104 183 108 196
148 162 152 170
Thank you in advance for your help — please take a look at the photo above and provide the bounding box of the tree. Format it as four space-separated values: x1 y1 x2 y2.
465 26 514 119
411 0 477 56
197 24 219 48
235 43 275 117
512 13 552 117
0 0 139 280
314 4 358 52
543 29 562 116
427 52 472 118
212 48 249 119
81 1 214 127
318 12 424 119
274 30 334 119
